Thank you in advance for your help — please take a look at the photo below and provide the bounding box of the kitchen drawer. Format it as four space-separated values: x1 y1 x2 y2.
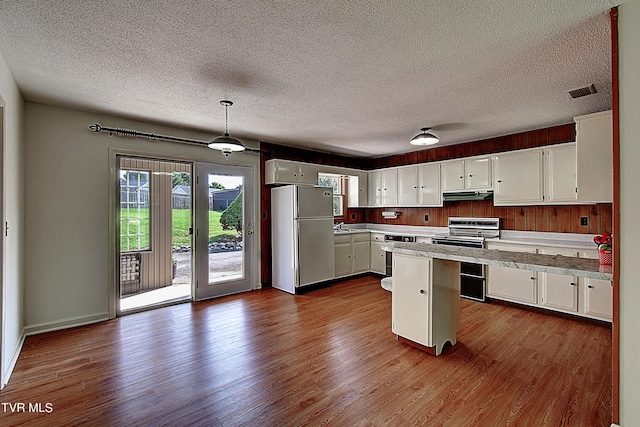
352 233 370 242
370 233 385 242
334 234 352 244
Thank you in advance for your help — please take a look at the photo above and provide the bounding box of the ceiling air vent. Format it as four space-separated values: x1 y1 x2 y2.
566 84 597 99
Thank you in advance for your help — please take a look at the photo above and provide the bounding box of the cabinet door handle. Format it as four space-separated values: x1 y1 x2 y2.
530 277 535 280
570 282 576 286
497 180 502 183
459 175 463 179
469 174 473 177
419 289 425 294
587 285 594 288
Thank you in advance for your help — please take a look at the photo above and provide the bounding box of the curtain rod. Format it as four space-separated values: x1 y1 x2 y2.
88 123 260 153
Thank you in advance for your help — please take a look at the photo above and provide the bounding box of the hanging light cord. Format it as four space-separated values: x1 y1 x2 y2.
88 123 259 152
223 103 230 137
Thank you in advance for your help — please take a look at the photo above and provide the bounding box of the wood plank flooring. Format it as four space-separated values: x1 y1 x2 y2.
0 275 611 426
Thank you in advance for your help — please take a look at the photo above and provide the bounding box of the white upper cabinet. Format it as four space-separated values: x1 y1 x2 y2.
393 163 443 207
381 168 398 206
265 159 318 185
441 159 465 192
493 149 544 205
466 156 493 190
441 156 492 192
397 165 419 205
369 168 397 206
575 110 613 203
545 143 577 204
494 143 577 206
418 163 442 206
368 170 382 206
347 172 368 208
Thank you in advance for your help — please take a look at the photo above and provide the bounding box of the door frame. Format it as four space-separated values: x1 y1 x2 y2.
108 148 260 319
0 101 5 388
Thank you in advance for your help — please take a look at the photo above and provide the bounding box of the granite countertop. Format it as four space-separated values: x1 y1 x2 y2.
382 242 612 281
334 224 599 249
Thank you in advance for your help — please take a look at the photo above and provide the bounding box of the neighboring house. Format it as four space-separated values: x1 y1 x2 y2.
209 187 241 211
172 184 191 209
120 170 150 208
120 181 149 208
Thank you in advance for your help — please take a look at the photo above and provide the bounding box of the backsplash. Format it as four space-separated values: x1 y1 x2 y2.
347 201 612 235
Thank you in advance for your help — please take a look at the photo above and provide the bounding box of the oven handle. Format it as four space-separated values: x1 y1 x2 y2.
460 272 485 279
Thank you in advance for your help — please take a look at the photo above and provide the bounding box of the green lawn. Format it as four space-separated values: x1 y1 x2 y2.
120 208 239 250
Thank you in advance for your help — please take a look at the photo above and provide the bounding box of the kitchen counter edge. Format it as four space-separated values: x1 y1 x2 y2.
382 242 612 281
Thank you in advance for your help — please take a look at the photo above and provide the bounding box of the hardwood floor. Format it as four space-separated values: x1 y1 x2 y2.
0 275 611 426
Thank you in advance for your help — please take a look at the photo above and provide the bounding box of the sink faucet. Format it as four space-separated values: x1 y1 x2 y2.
333 222 344 231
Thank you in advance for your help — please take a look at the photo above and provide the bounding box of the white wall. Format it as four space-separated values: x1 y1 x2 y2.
618 2 640 424
23 103 260 332
0 51 25 387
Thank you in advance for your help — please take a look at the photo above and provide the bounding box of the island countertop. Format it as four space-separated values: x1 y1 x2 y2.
382 242 613 281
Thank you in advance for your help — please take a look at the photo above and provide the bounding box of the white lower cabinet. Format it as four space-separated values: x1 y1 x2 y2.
581 249 613 321
583 278 613 320
487 242 612 321
334 237 352 278
334 233 370 278
353 239 371 273
392 253 460 356
539 248 579 313
486 243 538 304
369 233 386 275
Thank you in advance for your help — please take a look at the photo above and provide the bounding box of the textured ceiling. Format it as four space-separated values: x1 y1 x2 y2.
0 1 622 158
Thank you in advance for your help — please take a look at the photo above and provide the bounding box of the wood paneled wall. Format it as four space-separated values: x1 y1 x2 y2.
361 202 612 234
259 124 613 286
119 157 190 294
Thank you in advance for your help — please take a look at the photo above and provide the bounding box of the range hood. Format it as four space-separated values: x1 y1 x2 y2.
443 191 493 202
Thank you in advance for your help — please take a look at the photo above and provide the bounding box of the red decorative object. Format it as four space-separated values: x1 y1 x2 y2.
594 232 613 265
598 249 612 266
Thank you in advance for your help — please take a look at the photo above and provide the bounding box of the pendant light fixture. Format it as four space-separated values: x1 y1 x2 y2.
208 100 245 158
410 127 439 146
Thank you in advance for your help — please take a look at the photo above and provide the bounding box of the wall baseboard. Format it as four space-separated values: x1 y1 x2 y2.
2 328 26 389
24 312 110 336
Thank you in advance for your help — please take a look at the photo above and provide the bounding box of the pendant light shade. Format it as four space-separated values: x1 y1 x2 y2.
208 100 245 158
410 127 439 146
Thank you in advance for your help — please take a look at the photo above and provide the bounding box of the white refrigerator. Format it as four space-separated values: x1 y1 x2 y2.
271 185 336 294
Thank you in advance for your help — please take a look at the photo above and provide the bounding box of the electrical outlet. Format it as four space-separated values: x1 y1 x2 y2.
351 213 356 220
580 216 589 227
424 214 429 222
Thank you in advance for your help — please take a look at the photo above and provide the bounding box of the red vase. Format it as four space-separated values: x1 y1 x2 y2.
598 249 612 266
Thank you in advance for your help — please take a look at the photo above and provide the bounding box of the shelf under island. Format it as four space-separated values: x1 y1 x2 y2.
383 242 613 356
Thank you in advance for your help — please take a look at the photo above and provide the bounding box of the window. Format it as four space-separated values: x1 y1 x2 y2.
120 169 151 251
318 173 345 217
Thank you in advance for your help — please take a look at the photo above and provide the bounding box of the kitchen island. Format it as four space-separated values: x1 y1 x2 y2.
383 242 612 355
